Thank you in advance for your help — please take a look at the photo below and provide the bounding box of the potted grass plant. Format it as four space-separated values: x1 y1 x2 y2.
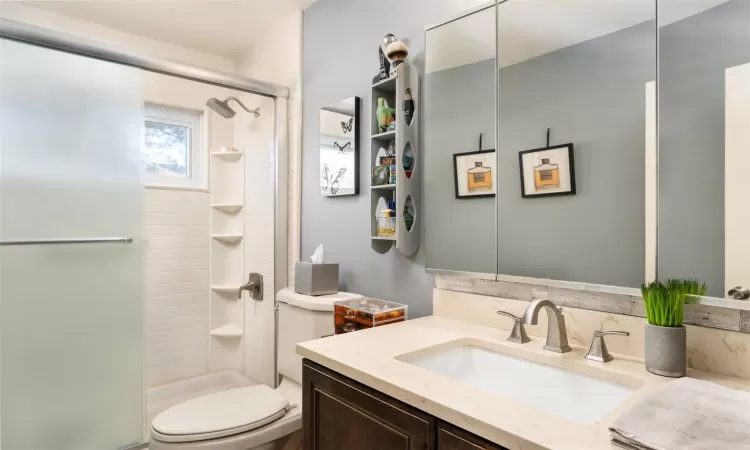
641 279 706 377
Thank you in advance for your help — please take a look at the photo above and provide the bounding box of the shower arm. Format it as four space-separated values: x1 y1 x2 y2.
225 96 256 115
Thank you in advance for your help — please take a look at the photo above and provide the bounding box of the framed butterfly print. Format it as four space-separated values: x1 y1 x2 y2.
319 96 360 197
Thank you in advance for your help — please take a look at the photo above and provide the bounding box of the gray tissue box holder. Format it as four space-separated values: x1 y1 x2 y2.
294 262 339 296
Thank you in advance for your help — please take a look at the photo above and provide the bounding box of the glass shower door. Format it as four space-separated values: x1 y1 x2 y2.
0 40 145 450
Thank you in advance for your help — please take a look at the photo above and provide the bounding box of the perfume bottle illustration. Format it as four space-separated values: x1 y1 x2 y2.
534 158 560 189
467 162 492 191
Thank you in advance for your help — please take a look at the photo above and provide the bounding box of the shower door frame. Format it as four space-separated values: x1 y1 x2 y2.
0 17 290 449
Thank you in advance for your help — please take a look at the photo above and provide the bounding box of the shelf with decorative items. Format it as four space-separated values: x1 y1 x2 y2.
370 36 420 256
209 145 246 372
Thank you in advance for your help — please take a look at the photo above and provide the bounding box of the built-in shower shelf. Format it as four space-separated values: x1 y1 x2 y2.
211 234 244 244
210 324 243 338
212 204 244 214
211 151 243 161
211 285 241 294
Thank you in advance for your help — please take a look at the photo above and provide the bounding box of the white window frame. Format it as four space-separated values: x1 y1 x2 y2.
143 102 208 190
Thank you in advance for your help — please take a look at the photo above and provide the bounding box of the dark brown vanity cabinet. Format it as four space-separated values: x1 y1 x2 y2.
302 359 507 450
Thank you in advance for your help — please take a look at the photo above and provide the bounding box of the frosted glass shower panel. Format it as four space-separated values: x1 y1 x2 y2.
0 40 145 450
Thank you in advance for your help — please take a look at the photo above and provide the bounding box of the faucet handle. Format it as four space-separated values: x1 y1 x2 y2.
496 311 531 344
586 330 629 363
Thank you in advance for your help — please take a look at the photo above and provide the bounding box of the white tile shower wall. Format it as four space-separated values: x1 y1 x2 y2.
145 189 210 387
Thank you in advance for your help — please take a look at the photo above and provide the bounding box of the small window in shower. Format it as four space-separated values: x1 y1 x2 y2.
144 103 206 189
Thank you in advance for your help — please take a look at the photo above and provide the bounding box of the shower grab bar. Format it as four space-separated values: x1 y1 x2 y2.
0 237 133 246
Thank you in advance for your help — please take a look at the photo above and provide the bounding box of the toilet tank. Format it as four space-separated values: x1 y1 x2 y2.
277 288 363 384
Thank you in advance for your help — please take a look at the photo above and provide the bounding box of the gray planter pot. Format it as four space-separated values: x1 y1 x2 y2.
645 324 686 377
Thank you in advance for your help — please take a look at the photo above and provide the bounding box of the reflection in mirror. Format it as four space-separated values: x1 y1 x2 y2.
424 4 497 274
658 0 750 298
320 97 360 197
492 0 656 288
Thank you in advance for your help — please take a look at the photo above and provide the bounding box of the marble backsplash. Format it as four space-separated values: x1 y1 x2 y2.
433 288 750 381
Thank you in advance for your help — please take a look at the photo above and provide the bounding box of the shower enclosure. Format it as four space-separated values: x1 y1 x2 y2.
0 19 288 450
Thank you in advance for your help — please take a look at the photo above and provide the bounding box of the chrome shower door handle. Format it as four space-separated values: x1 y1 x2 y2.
728 286 750 300
238 273 263 300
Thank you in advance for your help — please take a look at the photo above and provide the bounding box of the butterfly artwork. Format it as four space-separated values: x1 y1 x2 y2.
341 118 353 134
321 164 347 195
320 97 360 196
334 141 352 155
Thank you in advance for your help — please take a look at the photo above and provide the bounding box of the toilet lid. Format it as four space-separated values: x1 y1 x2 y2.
152 385 289 443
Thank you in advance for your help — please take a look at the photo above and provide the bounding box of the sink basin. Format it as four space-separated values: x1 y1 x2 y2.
398 344 634 424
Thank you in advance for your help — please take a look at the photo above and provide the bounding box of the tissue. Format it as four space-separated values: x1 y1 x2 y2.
310 244 324 263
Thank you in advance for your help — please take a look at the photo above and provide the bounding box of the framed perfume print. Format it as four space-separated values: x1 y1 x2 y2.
453 149 496 199
518 144 576 198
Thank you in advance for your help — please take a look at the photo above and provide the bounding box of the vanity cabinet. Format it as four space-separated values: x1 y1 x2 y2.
302 359 507 450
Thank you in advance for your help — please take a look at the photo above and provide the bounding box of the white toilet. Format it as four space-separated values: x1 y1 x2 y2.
149 288 363 450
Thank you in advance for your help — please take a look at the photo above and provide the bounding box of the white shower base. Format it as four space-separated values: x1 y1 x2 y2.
146 371 259 429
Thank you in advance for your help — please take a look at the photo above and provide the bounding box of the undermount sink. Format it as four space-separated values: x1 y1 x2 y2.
398 343 635 424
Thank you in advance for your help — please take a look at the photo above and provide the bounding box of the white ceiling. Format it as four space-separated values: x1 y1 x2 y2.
13 0 315 57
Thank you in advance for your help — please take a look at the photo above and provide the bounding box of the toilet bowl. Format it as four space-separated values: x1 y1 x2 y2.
149 288 363 450
149 378 302 450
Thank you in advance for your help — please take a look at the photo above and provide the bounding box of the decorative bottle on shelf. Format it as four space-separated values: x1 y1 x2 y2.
534 158 560 189
467 162 492 191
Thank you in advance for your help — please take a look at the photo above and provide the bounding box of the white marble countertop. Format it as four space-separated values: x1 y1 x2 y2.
297 315 750 450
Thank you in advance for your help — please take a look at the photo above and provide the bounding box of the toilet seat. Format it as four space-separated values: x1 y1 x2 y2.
151 385 289 443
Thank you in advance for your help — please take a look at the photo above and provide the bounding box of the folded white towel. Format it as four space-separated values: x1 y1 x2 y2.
609 378 750 450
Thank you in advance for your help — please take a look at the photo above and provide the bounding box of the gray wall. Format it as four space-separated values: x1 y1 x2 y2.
658 0 750 297
302 0 477 317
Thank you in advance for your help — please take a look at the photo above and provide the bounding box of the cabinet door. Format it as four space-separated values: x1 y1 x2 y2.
437 421 508 450
303 359 435 450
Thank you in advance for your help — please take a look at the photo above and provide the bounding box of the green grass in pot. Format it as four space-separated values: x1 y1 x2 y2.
641 279 706 327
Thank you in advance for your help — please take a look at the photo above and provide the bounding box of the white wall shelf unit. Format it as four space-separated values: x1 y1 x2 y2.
209 147 245 372
370 63 421 256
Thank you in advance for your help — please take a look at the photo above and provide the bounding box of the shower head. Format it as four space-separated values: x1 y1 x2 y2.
205 96 260 119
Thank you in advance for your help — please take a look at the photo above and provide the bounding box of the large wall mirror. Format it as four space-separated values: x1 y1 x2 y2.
424 0 656 288
424 4 497 275
658 0 750 298
425 0 750 302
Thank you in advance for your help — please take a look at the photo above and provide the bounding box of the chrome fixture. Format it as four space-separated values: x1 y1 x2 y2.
728 286 750 300
0 237 133 246
238 272 263 300
585 330 630 363
496 311 530 344
206 96 260 119
522 299 572 353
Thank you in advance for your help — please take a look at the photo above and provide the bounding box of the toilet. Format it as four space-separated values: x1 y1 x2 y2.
149 288 363 450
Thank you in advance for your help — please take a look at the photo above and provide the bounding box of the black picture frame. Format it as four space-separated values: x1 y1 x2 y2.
518 143 576 199
453 149 496 199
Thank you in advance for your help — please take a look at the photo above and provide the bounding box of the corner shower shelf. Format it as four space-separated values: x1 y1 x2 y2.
211 234 244 244
210 324 243 338
370 62 420 256
211 151 243 161
211 285 241 294
212 204 244 214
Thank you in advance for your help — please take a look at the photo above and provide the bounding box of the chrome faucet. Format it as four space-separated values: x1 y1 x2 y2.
522 299 572 353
